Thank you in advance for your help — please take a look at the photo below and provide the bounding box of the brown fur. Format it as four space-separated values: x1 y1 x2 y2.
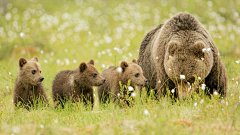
137 13 228 99
52 59 105 108
13 56 48 109
98 59 147 104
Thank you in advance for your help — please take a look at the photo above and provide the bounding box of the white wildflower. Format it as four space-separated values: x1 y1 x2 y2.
232 78 234 80
201 84 206 90
236 81 239 85
213 91 218 95
144 109 149 115
202 48 206 53
226 102 228 106
40 124 44 128
117 67 122 73
54 119 58 124
235 60 240 64
93 94 96 97
221 100 225 104
180 75 185 79
6 86 9 89
158 80 161 83
169 55 172 59
73 60 77 63
131 92 136 97
20 32 24 38
9 72 11 75
128 86 134 91
13 126 20 133
101 64 105 68
207 48 211 51
231 93 233 96
43 59 48 63
156 56 159 59
200 99 204 104
168 68 171 71
171 89 175 93
40 50 43 54
194 102 197 107
117 93 120 97
201 58 204 61
198 77 201 80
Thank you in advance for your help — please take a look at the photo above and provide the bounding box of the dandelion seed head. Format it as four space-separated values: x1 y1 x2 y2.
43 59 48 63
54 119 58 124
40 124 44 128
117 67 122 73
144 109 149 115
128 86 134 91
131 92 136 97
20 32 24 38
171 89 175 93
202 48 206 53
200 99 204 104
213 91 218 95
73 60 77 63
13 126 20 133
180 75 185 79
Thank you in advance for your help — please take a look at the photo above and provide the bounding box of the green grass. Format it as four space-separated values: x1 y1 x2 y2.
0 0 240 134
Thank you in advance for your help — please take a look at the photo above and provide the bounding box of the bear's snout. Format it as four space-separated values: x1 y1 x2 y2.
39 77 44 82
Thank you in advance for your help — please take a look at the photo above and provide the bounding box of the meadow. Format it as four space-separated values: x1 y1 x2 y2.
0 0 240 134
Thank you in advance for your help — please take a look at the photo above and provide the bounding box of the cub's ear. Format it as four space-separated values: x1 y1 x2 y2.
79 62 87 73
120 61 128 72
31 56 38 62
88 59 94 65
132 59 137 64
19 58 27 67
168 41 178 55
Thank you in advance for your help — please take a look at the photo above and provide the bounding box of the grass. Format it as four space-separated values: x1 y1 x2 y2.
0 0 240 134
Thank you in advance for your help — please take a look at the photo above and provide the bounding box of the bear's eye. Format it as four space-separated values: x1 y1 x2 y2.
32 70 36 75
40 71 41 73
92 74 97 78
135 73 140 77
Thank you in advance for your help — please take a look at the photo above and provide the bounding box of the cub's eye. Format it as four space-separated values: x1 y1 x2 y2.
135 73 140 77
32 70 36 75
40 71 41 73
92 74 97 78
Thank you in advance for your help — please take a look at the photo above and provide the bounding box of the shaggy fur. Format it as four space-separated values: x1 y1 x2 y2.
98 59 147 104
137 13 228 99
13 56 48 109
52 60 105 108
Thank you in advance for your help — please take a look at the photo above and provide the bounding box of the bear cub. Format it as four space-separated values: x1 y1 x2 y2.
98 59 147 105
52 59 105 108
13 56 48 109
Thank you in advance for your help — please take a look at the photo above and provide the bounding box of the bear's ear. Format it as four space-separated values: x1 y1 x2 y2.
168 41 178 55
31 56 38 62
192 41 205 52
19 58 27 67
120 61 128 72
79 62 87 73
88 59 94 65
132 59 137 64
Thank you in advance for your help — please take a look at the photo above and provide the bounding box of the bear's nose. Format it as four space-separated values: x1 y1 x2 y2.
39 77 44 82
102 79 106 83
145 79 148 83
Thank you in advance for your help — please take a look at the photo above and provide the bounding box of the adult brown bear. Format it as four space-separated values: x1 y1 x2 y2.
137 13 227 99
